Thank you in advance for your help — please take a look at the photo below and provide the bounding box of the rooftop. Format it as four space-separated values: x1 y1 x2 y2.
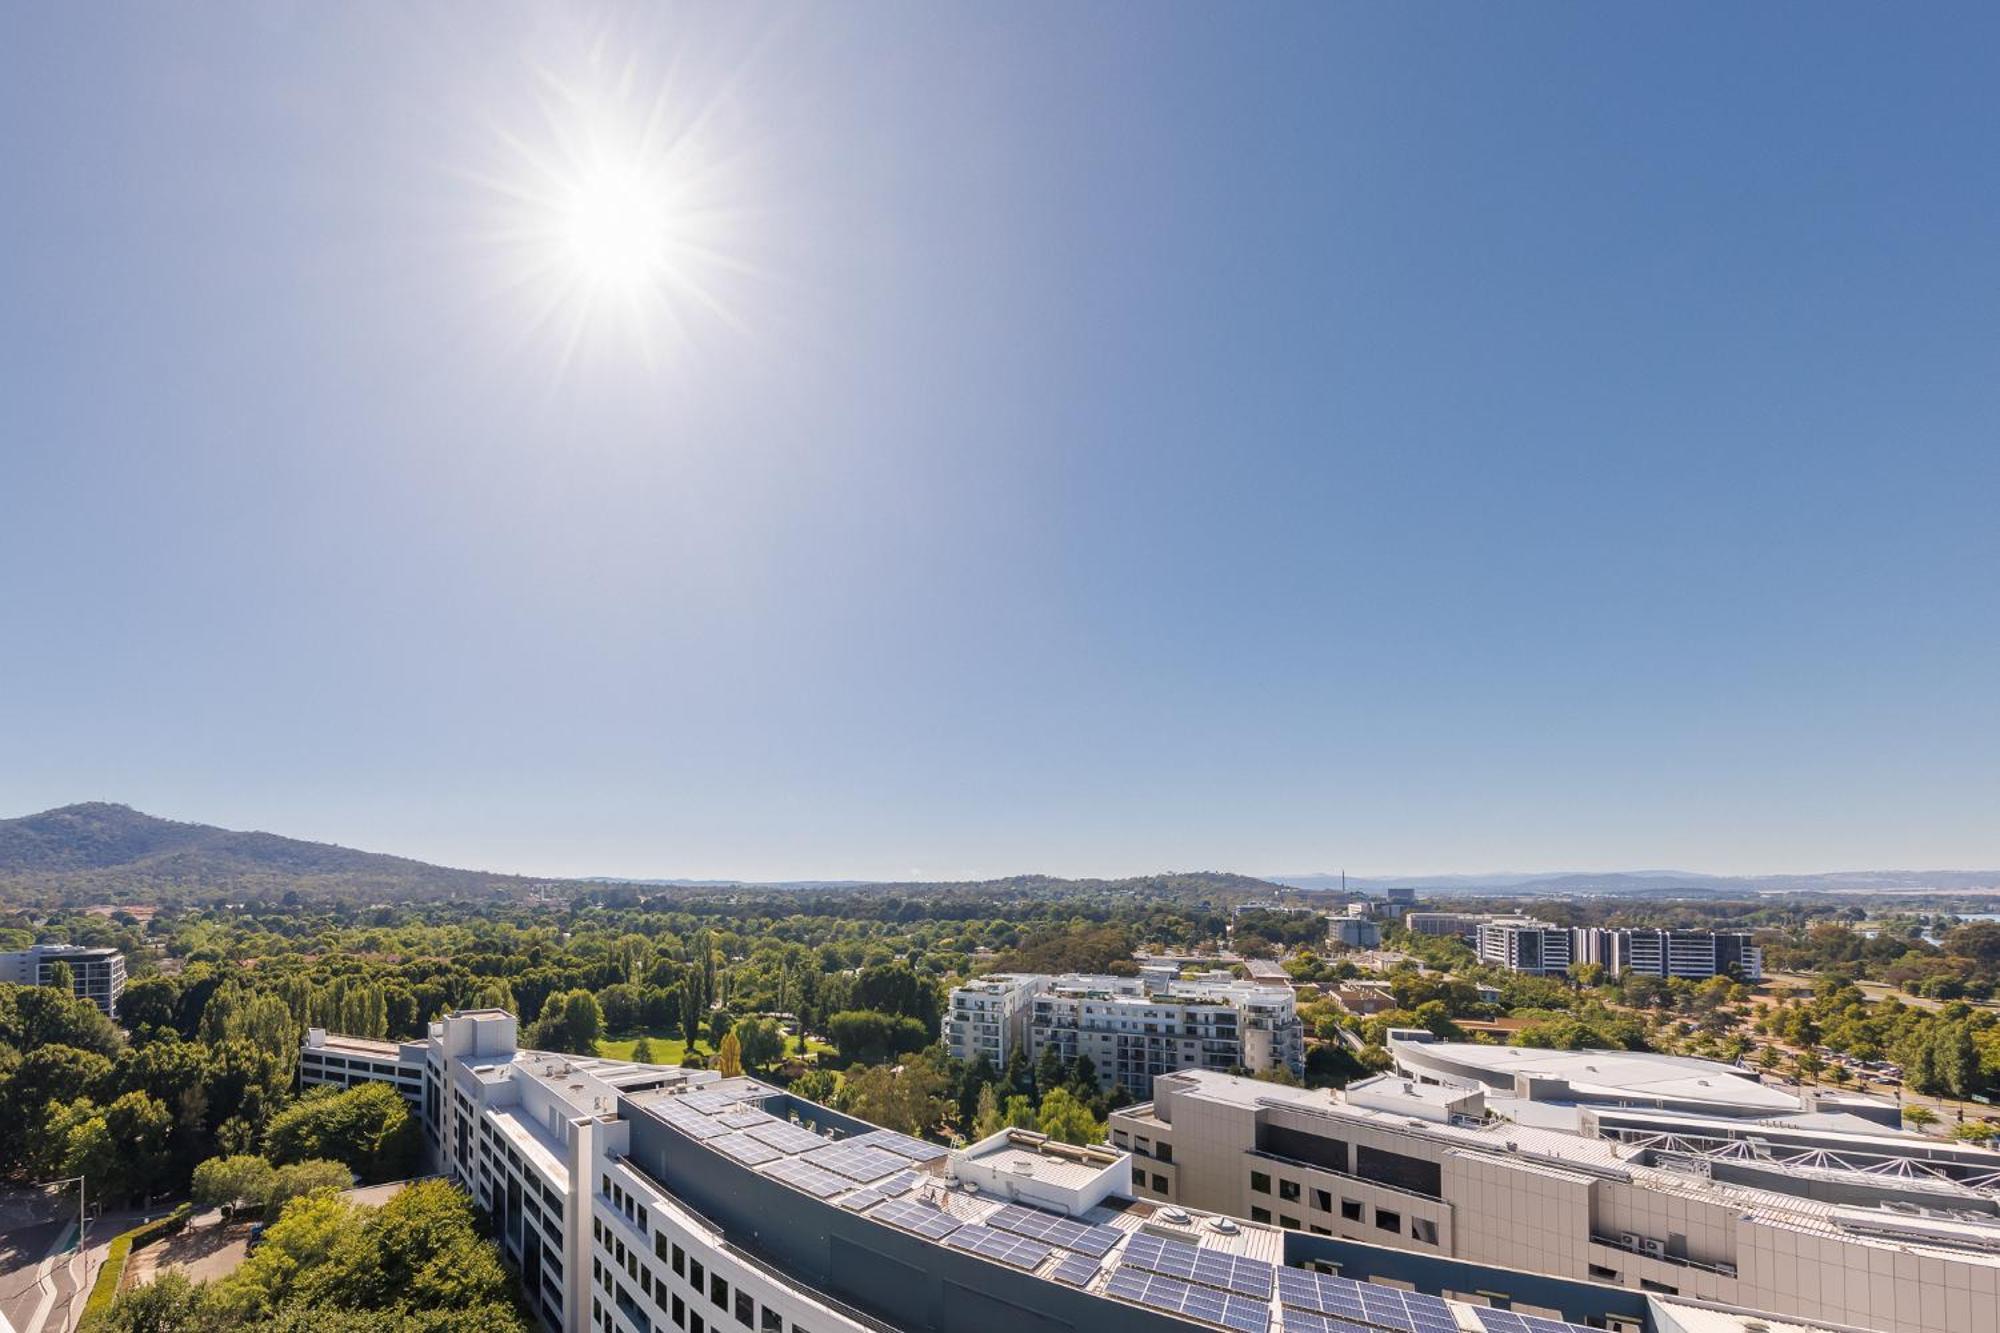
1393 1040 1801 1115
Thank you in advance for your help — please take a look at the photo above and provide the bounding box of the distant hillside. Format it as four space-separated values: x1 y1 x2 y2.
1269 869 2000 898
0 803 538 904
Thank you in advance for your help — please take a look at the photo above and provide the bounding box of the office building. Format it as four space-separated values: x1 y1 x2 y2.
1402 914 1491 942
1474 921 1574 976
1109 1038 1987 1333
1327 909 1382 950
308 1009 1873 1333
300 1027 431 1104
0 943 127 1017
1574 931 1762 983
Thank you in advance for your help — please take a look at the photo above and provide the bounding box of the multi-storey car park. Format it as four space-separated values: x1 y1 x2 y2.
1107 1034 2000 1333
314 1009 1910 1333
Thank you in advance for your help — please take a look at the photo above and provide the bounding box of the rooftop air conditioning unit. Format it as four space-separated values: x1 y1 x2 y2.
1619 1233 1642 1252
1640 1239 1667 1259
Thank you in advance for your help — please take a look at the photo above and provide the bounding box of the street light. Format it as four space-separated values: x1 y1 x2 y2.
32 1175 86 1254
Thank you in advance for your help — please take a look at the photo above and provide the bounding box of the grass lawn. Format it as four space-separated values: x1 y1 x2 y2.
595 1030 837 1064
597 1033 697 1063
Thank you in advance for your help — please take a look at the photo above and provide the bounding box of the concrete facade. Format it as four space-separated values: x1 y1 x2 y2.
1109 1066 1997 1333
0 944 126 1016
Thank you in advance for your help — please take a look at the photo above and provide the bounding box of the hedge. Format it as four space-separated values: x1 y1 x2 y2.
75 1204 194 1332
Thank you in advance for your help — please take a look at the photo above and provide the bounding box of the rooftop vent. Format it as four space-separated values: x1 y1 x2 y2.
1160 1208 1193 1225
1208 1217 1239 1235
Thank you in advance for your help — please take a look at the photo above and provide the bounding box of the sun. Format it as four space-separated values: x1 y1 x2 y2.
559 156 681 293
467 30 760 379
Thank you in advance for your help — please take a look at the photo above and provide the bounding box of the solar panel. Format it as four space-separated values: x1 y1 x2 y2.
681 1090 746 1114
1105 1266 1271 1333
1281 1314 1377 1333
803 1142 907 1182
742 1121 828 1155
845 1127 944 1161
986 1203 1123 1257
868 1196 965 1240
1048 1251 1101 1287
1474 1314 1593 1333
654 1102 732 1140
875 1169 921 1196
711 1133 783 1166
762 1157 850 1200
1121 1234 1275 1298
944 1223 1055 1271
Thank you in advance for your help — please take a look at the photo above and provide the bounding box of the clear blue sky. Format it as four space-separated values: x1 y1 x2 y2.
4 5 1996 882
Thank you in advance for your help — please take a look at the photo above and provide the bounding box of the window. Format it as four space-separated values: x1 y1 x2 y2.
1355 1145 1441 1199
1374 1209 1400 1233
1340 1199 1362 1222
1309 1225 1331 1236
1280 1215 1300 1230
643 1269 654 1299
1588 1265 1619 1282
1152 1173 1168 1193
1411 1219 1437 1245
673 1245 685 1278
1155 1143 1173 1164
657 1234 669 1262
1311 1189 1332 1213
674 1295 686 1329
711 1274 728 1310
735 1292 753 1327
1250 1172 1272 1195
1251 1206 1272 1224
762 1309 783 1333
1278 1180 1301 1203
690 1259 705 1292
693 1315 706 1333
1132 1166 1147 1187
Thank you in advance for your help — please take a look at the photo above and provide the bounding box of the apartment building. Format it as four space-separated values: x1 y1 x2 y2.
1475 921 1574 976
1028 975 1305 1098
1110 1047 1990 1333
1327 909 1382 950
1574 930 1763 983
309 1008 1863 1333
1402 913 1492 942
944 973 1041 1067
0 943 127 1016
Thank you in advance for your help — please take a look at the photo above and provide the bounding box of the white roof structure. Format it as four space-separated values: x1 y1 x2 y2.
1392 1038 1802 1115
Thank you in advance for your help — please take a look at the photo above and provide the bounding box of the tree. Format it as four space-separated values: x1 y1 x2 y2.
1035 1045 1068 1098
526 990 603 1056
717 1030 744 1077
266 1159 356 1219
264 1084 416 1182
631 1035 656 1063
972 1084 1003 1138
790 1069 839 1105
193 1154 278 1215
106 1270 214 1333
837 1062 949 1137
1903 1105 1939 1131
731 1017 785 1071
826 1010 928 1065
1001 1094 1038 1130
1035 1087 1103 1146
1950 1121 1997 1144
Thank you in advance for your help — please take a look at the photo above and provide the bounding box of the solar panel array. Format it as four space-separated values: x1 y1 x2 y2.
1047 1251 1101 1287
803 1142 906 1183
1473 1311 1597 1333
851 1128 945 1161
682 1089 758 1114
1275 1271 1454 1333
944 1223 1056 1271
835 1170 922 1213
1122 1233 1276 1299
1106 1266 1271 1333
761 1158 850 1200
654 1101 733 1140
986 1203 1123 1257
742 1121 828 1155
868 1196 965 1241
711 1133 784 1166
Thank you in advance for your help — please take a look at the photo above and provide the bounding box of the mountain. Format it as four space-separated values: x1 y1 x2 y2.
0 803 538 903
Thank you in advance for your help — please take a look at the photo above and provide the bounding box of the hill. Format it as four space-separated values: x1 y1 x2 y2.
0 803 539 904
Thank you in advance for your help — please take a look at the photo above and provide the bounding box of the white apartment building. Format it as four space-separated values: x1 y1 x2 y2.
308 1008 1850 1333
1028 974 1305 1098
943 972 1041 1068
0 943 127 1016
300 1027 430 1104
